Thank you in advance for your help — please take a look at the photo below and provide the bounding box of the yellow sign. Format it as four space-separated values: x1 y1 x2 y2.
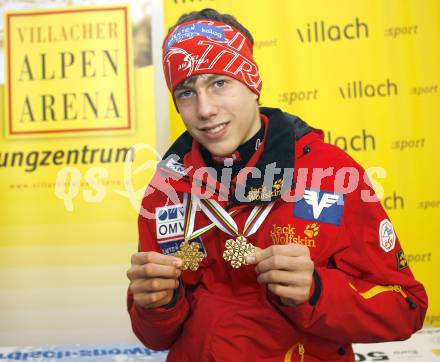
4 6 134 138
0 2 157 345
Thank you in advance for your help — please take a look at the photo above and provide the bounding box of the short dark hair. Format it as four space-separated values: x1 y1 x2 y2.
169 8 254 46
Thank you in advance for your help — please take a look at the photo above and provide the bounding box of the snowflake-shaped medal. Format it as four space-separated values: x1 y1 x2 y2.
222 235 256 268
175 240 205 271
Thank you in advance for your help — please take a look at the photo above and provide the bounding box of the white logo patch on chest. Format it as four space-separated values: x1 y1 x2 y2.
156 204 185 240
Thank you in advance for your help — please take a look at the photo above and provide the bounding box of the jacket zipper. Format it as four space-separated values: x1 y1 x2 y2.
391 285 417 309
349 283 417 309
284 343 305 362
298 344 305 362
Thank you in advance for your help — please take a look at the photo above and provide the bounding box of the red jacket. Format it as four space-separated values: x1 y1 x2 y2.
128 108 427 362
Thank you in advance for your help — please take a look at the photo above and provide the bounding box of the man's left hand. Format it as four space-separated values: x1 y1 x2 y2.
245 244 314 306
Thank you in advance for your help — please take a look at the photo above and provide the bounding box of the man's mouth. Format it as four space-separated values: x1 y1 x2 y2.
200 122 229 135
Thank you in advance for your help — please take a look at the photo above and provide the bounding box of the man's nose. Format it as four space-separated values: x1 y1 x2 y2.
197 92 218 120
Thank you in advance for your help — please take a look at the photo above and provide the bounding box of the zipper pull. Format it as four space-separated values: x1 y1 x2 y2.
298 344 305 362
393 285 417 310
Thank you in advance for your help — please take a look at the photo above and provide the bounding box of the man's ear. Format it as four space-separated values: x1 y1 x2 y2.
255 94 262 106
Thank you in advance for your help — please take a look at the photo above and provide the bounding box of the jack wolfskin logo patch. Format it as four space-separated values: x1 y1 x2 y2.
304 223 320 238
270 223 317 248
247 178 284 202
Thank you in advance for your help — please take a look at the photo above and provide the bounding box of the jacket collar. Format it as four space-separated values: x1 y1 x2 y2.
158 107 314 206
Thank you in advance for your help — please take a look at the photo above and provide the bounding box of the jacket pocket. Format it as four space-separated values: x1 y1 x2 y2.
349 283 417 309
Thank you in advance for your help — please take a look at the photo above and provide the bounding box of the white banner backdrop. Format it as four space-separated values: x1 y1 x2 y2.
0 328 439 361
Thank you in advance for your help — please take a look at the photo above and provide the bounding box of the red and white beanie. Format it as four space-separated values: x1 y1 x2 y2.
162 19 262 97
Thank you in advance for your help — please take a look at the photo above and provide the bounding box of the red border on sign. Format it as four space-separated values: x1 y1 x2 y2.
6 7 132 136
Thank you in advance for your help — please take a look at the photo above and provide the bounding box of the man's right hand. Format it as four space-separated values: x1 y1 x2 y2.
127 251 182 309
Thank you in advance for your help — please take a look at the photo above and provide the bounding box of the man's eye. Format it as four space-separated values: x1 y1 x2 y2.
214 79 226 87
177 90 193 98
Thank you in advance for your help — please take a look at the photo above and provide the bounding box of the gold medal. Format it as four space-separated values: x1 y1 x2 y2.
175 240 205 271
182 195 274 270
199 198 273 269
222 235 256 269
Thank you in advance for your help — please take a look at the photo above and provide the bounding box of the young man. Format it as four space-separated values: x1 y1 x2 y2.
127 8 427 362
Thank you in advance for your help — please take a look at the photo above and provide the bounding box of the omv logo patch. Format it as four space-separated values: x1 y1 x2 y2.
156 204 185 239
158 205 183 221
294 189 344 225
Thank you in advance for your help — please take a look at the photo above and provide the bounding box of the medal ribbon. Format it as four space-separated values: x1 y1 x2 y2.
198 197 275 238
182 193 239 242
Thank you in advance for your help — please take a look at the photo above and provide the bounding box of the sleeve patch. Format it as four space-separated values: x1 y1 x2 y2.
379 219 396 252
396 249 409 270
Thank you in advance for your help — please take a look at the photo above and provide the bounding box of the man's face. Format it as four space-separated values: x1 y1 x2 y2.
173 74 260 157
